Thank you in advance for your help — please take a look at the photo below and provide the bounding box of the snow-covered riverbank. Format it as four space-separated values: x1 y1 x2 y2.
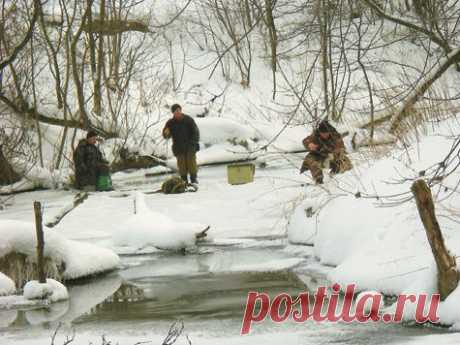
288 117 460 329
1 118 460 344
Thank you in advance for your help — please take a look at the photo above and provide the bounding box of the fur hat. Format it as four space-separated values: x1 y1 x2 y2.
86 130 98 139
318 120 331 133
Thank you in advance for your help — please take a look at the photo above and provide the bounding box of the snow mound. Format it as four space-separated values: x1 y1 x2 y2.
0 272 15 296
196 117 257 146
314 196 395 267
355 290 384 314
0 220 120 281
113 192 207 251
23 279 68 302
287 197 325 245
383 264 460 329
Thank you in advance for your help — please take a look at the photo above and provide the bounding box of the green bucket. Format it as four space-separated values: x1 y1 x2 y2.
97 174 113 191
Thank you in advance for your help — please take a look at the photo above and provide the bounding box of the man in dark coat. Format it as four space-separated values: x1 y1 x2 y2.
162 104 200 184
73 130 108 191
300 120 352 184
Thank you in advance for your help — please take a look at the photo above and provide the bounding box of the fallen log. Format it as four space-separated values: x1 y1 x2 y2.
82 19 150 35
390 47 460 134
411 180 459 300
111 155 160 173
0 94 118 139
351 134 396 150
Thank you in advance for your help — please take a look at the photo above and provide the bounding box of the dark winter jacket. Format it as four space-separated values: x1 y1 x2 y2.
162 115 200 156
73 139 106 188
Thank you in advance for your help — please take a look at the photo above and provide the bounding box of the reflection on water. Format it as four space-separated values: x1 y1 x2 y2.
0 246 306 329
76 270 306 323
0 274 122 330
0 245 450 345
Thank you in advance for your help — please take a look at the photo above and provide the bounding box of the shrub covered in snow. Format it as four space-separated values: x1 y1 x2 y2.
0 220 120 286
0 272 15 296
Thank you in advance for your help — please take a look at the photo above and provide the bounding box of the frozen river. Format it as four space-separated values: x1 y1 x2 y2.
0 240 451 345
1 164 459 344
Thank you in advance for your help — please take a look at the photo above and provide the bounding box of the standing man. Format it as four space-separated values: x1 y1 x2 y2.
163 104 200 184
73 130 110 191
300 120 352 184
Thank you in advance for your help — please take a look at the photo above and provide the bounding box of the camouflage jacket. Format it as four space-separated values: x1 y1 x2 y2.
302 129 346 158
73 139 106 188
162 115 200 156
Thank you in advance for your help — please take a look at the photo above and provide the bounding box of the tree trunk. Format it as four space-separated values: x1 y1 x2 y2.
70 1 94 129
93 0 105 117
318 0 330 116
411 180 459 301
264 0 277 100
0 145 20 185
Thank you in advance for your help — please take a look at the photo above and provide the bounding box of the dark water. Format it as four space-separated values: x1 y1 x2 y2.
77 270 305 323
0 243 450 344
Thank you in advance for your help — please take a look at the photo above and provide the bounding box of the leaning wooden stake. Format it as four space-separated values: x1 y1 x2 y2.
411 180 459 300
33 201 46 284
45 192 89 228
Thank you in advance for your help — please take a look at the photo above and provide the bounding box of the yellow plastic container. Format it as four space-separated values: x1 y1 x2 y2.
227 163 255 185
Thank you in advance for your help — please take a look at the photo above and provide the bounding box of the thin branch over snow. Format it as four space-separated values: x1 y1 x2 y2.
45 192 89 228
162 320 185 345
0 0 41 71
150 0 193 29
389 46 460 134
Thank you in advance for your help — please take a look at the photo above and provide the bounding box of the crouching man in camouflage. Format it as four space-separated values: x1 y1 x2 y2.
300 120 352 184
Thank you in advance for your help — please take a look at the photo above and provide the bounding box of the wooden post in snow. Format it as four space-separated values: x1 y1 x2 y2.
33 201 46 284
411 180 459 300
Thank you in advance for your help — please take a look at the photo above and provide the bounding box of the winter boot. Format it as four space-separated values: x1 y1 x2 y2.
190 174 198 184
181 175 188 184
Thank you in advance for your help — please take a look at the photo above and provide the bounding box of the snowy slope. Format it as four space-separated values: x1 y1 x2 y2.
288 117 460 327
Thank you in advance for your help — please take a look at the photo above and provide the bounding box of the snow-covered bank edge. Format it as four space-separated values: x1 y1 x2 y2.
0 220 120 303
1 117 307 195
287 120 460 330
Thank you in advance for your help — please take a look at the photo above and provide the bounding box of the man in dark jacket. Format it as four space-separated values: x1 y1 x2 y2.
73 130 108 191
162 104 200 184
300 120 352 184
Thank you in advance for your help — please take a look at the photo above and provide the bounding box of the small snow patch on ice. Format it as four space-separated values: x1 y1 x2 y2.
23 279 68 302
